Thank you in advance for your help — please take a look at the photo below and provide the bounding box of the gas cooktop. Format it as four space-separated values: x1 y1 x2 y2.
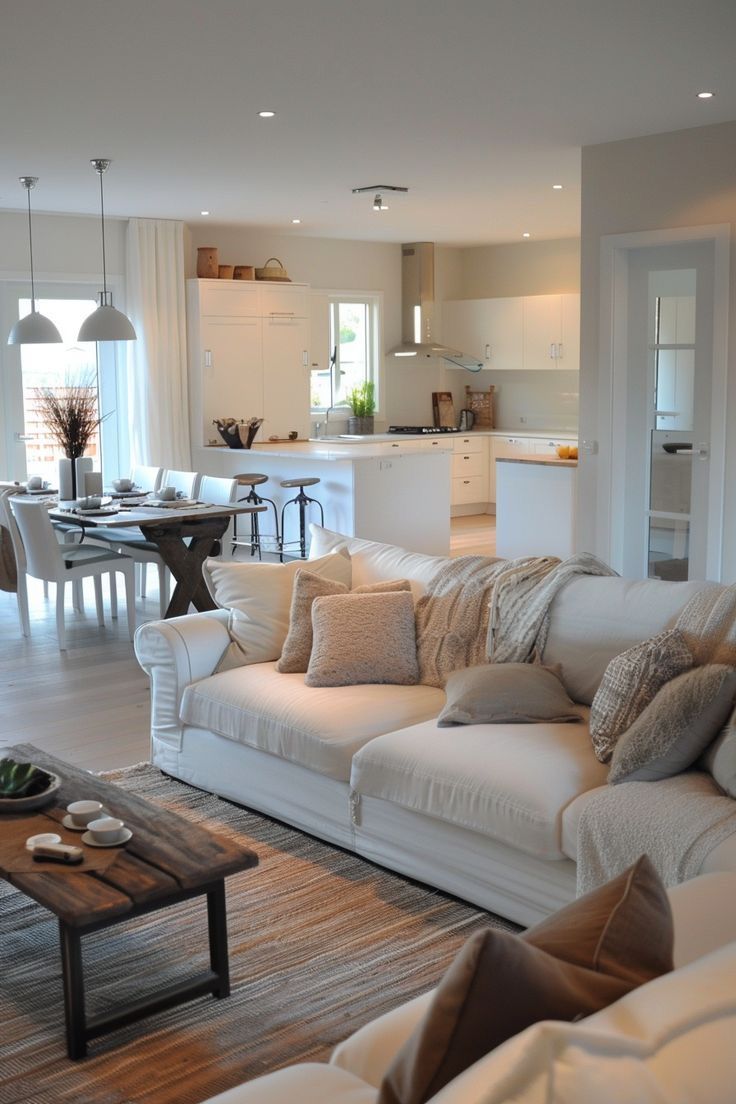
388 425 460 434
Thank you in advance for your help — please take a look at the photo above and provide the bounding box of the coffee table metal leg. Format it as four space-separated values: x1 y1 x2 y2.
207 880 230 998
59 921 87 1059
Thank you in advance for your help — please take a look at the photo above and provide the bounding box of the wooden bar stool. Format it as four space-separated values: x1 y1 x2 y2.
279 477 324 560
232 474 280 560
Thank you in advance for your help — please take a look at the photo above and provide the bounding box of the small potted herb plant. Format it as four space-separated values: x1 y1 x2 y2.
346 381 376 435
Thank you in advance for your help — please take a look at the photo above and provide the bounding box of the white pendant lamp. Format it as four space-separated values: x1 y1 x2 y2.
7 177 63 345
78 159 136 342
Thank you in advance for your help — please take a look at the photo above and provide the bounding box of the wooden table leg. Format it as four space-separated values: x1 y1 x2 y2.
141 518 229 618
207 880 230 998
59 920 87 1059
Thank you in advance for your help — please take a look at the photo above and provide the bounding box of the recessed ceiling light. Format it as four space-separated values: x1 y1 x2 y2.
258 109 276 117
552 184 563 190
697 91 714 99
522 232 531 238
201 210 210 216
291 218 301 224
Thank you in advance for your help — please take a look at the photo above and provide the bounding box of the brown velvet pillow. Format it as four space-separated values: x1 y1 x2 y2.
377 855 672 1104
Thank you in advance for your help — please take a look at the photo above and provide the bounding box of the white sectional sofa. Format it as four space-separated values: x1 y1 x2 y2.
135 528 736 926
200 872 736 1104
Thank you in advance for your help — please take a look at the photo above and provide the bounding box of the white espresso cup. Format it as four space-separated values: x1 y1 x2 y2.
88 816 126 844
26 475 43 490
112 477 134 492
67 800 104 827
158 485 177 501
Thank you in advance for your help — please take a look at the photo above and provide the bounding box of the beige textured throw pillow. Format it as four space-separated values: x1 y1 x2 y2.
305 591 419 687
203 550 352 670
276 570 349 673
437 663 583 727
701 707 736 798
378 856 672 1104
608 664 736 783
589 628 693 763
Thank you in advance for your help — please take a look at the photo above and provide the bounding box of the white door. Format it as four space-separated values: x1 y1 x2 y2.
262 316 310 440
616 241 719 581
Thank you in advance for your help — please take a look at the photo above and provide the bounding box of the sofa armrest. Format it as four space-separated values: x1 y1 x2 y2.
330 991 434 1088
134 610 231 753
668 872 736 968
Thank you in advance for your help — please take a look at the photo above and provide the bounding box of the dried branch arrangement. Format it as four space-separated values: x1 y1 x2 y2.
32 377 104 459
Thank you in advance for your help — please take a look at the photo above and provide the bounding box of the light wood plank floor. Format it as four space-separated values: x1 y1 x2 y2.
0 514 496 772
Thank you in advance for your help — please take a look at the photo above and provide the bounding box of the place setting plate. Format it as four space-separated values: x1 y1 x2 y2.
62 811 110 831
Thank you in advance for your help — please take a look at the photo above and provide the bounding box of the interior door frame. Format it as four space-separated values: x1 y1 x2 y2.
597 224 730 581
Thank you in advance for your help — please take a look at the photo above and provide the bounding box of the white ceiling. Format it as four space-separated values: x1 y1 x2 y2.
2 0 735 246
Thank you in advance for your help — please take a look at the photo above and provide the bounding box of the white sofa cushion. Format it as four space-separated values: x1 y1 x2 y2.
543 575 713 705
200 1063 376 1104
350 716 607 859
180 663 445 781
309 524 447 598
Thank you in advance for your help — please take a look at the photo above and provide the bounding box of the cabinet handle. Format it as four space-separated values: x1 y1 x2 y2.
269 311 295 316
557 343 563 359
549 343 556 359
302 350 309 366
204 349 212 368
463 455 470 460
463 480 470 484
484 344 491 360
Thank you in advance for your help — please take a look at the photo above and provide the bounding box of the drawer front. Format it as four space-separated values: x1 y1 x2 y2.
452 451 485 477
531 438 578 456
258 283 309 319
452 475 487 505
399 438 454 451
452 435 486 454
199 281 260 318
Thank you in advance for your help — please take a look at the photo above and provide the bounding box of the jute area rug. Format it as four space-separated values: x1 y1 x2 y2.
1 764 517 1104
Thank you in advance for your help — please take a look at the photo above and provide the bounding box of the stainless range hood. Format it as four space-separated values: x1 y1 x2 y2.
388 242 483 371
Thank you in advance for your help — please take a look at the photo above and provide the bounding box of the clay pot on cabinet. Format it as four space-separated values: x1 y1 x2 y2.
233 265 255 280
218 265 234 279
197 247 219 278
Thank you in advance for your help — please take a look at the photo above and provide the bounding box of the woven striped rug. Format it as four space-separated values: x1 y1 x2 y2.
1 764 515 1104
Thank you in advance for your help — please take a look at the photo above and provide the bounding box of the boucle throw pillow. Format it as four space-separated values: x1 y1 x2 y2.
277 575 412 674
305 591 418 687
204 550 352 670
437 663 583 727
608 665 736 784
701 707 736 798
589 628 693 763
378 856 673 1104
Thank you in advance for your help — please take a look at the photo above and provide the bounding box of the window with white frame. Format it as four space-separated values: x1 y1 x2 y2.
311 294 381 412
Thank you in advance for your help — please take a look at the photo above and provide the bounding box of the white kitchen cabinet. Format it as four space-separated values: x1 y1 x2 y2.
490 435 531 502
443 294 579 372
188 279 311 447
531 437 578 456
261 317 311 440
451 435 489 506
442 298 523 370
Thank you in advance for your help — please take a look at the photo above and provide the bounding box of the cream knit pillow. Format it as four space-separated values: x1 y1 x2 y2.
306 591 419 687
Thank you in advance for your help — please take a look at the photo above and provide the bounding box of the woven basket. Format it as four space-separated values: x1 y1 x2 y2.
255 257 291 281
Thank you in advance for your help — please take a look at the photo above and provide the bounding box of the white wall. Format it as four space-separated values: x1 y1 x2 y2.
579 119 736 576
457 238 580 299
0 210 125 280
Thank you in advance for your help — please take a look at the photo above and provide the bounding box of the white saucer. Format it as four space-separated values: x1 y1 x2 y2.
82 827 132 848
62 812 108 831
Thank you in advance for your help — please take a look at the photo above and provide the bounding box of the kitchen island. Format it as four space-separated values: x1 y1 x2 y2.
495 454 578 560
193 439 452 555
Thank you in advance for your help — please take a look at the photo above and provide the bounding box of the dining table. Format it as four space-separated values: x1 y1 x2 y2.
47 498 267 618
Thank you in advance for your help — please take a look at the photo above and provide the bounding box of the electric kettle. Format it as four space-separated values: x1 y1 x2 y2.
458 409 475 431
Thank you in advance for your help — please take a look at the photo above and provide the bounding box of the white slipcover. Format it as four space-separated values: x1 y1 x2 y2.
350 718 608 858
180 663 445 782
201 1063 376 1104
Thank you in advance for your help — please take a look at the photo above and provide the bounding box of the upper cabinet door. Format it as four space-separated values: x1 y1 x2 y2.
258 283 309 319
442 298 523 370
200 316 263 436
560 293 580 370
198 280 261 318
522 294 563 371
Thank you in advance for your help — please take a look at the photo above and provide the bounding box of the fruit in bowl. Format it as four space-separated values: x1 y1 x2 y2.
0 757 61 813
556 444 571 459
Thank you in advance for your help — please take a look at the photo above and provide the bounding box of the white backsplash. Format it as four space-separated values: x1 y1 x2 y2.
445 367 579 432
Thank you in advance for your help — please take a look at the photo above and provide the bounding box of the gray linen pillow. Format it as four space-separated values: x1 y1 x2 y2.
609 665 736 784
437 663 583 727
701 709 736 798
305 591 418 687
277 574 412 674
589 628 693 763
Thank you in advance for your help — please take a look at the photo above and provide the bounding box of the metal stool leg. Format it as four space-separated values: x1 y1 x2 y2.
280 487 325 561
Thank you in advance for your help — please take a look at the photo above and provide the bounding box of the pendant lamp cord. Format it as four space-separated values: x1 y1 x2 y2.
26 185 36 311
98 167 108 298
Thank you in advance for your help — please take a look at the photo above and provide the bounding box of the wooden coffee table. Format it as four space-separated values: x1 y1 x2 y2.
1 744 258 1059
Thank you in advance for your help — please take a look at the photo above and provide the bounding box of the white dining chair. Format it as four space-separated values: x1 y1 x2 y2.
130 465 163 494
161 469 200 498
10 498 136 651
0 485 30 636
197 476 238 557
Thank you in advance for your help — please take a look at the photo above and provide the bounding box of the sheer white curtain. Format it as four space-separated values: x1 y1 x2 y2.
125 219 191 468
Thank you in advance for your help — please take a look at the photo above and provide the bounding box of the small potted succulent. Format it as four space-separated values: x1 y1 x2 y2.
346 381 376 435
0 757 61 813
